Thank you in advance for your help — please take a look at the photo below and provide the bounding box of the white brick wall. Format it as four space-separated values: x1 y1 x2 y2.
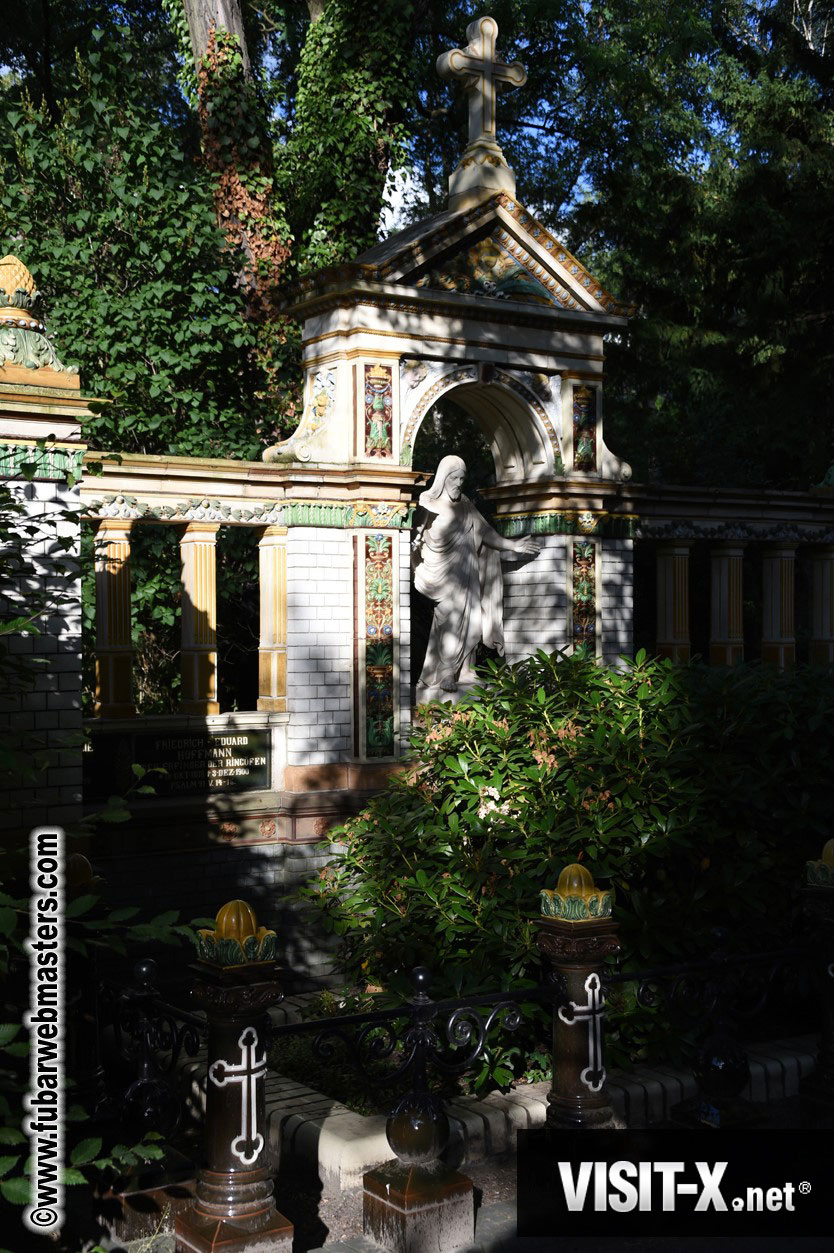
285 529 354 765
601 538 634 664
0 477 83 832
503 535 569 663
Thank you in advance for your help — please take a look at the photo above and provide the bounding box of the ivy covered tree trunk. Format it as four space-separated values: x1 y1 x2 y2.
182 0 250 74
179 1 296 427
277 0 416 272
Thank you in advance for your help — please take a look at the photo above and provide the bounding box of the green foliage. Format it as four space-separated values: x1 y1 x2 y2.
564 1 834 488
2 1 833 490
0 29 275 459
277 0 415 273
304 652 831 1011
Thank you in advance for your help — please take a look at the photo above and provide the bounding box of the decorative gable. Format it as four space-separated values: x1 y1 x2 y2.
414 229 556 306
376 194 633 318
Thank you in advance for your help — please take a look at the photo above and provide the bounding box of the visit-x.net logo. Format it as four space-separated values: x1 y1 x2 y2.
517 1130 830 1237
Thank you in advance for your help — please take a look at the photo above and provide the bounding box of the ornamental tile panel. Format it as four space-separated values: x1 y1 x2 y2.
363 533 395 758
364 363 393 458
573 539 596 655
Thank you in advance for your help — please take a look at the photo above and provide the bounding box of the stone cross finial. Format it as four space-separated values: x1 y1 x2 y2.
437 16 526 211
437 16 526 149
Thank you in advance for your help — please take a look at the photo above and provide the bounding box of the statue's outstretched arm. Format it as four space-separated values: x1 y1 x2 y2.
479 514 540 559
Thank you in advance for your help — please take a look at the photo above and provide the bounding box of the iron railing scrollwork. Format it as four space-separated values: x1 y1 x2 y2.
602 935 815 1119
268 966 548 1166
99 956 205 1136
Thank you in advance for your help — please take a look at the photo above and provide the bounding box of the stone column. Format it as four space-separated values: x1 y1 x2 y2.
761 543 795 669
537 865 622 1129
94 518 134 718
257 526 287 713
656 543 690 661
709 543 745 665
809 545 834 666
180 523 220 715
177 901 292 1252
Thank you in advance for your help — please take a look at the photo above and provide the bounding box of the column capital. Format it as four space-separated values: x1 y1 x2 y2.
708 540 746 554
762 541 797 556
95 516 133 535
180 521 220 539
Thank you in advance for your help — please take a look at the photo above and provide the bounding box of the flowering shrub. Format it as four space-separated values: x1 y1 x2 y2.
304 651 832 1007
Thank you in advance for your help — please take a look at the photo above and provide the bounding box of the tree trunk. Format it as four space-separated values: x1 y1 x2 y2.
182 0 251 76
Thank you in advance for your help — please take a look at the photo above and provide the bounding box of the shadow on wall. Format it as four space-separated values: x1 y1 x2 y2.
91 816 341 993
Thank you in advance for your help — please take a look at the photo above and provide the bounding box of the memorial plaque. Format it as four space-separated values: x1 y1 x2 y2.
83 728 271 799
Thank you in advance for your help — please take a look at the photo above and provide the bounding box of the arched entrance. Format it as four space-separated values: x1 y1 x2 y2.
401 366 563 484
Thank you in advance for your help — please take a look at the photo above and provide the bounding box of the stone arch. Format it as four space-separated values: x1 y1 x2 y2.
399 361 563 484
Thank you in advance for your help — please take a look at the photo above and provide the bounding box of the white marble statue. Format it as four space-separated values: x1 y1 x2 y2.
412 455 540 700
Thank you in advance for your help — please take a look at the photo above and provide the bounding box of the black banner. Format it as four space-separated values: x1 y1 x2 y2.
517 1129 831 1238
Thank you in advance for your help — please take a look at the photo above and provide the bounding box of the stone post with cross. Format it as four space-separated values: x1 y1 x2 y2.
537 864 623 1129
437 15 527 210
176 901 292 1253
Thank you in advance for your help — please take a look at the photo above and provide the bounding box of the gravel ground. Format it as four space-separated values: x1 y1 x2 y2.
274 1154 519 1251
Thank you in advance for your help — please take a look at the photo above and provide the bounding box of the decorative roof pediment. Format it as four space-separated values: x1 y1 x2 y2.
292 193 633 322
412 226 557 307
384 195 633 317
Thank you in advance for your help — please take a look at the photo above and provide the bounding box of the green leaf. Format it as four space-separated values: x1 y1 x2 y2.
65 894 100 918
0 1176 30 1204
70 1137 102 1165
61 1167 88 1186
107 906 140 922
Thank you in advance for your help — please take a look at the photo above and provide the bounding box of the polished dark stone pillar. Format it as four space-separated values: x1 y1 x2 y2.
537 866 622 1130
175 962 292 1253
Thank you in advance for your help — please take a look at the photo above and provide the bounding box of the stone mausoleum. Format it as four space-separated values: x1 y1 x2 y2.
3 18 834 978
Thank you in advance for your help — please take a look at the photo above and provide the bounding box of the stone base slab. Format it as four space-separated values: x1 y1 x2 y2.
363 1161 474 1253
175 1208 293 1253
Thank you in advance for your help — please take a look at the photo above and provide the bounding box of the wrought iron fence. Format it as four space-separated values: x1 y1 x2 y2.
92 871 834 1249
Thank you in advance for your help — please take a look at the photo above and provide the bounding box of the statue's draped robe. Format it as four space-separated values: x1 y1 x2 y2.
414 499 504 690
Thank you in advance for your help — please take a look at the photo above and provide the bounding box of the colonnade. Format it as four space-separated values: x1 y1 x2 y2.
654 541 834 668
92 524 834 719
92 520 288 718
